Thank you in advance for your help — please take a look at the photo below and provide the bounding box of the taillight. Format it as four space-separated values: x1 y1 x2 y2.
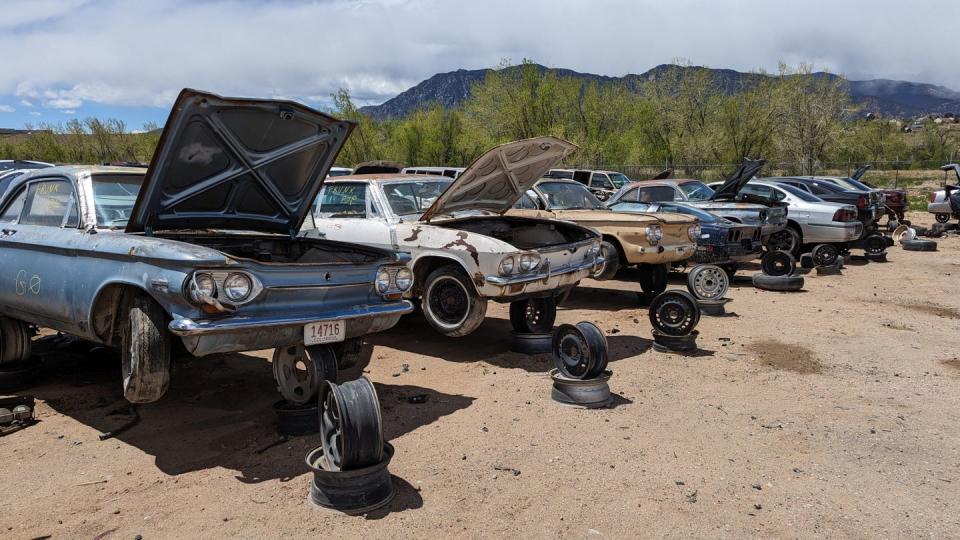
856 195 868 209
930 192 936 203
832 208 857 222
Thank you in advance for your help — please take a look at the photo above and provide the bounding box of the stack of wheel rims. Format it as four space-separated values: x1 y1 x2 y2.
549 322 612 408
685 264 732 316
752 250 804 292
509 297 558 354
0 317 39 393
306 376 394 514
271 344 339 436
648 290 702 353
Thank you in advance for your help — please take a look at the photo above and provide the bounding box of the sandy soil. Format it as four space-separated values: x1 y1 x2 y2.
2 212 959 539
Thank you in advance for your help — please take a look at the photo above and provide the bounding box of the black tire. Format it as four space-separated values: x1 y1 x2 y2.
332 338 364 371
0 316 31 366
902 239 938 252
121 295 171 404
273 400 320 436
510 332 553 355
638 264 668 295
320 377 384 471
752 273 805 292
799 253 815 269
509 297 557 333
421 264 487 337
865 251 888 262
0 359 41 392
648 290 701 336
761 250 796 277
686 264 729 301
592 241 621 280
811 244 839 267
935 213 950 224
766 227 801 256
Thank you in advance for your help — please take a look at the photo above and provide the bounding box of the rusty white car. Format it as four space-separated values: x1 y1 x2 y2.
0 90 414 404
305 137 603 337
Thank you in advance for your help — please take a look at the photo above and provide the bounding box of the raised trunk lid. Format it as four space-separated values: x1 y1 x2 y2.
709 159 766 201
127 89 354 236
420 137 577 221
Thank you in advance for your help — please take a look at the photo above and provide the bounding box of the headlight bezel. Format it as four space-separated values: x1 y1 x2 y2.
222 272 253 302
518 252 541 273
187 270 262 308
687 224 702 242
395 267 414 291
375 269 392 293
499 255 515 275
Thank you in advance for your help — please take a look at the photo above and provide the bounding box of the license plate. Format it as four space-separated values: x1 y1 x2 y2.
304 320 345 345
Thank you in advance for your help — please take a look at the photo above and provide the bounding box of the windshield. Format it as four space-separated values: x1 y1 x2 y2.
678 181 715 201
537 181 606 210
382 180 451 218
608 172 631 189
608 201 654 213
775 183 821 202
93 174 143 228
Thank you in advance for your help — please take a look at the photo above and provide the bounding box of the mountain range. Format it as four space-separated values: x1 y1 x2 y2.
359 64 960 120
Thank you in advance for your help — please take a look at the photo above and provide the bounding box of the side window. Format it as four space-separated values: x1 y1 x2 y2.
772 188 787 201
618 188 639 203
20 180 79 227
785 182 810 193
808 183 830 195
572 171 591 185
740 184 772 199
591 173 613 190
514 191 540 210
0 187 27 223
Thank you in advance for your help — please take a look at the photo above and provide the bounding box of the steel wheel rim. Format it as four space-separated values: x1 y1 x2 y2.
650 293 697 335
427 276 470 328
554 328 592 378
273 345 316 405
524 300 547 328
768 230 796 252
864 236 885 254
321 387 344 470
936 213 950 223
812 245 838 266
691 266 728 300
592 244 613 278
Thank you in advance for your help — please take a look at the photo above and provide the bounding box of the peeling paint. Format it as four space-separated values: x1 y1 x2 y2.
442 231 480 267
403 226 422 242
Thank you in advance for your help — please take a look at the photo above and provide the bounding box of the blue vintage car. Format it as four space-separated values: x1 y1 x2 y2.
606 200 763 270
0 89 414 404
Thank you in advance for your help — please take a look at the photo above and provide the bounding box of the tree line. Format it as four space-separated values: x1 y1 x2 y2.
3 61 958 180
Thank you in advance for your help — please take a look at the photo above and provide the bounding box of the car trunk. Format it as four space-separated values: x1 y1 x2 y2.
432 216 594 250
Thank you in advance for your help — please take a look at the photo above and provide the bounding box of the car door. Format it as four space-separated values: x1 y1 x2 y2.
309 182 394 249
0 177 84 330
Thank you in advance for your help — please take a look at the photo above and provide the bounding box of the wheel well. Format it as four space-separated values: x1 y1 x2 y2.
90 284 153 346
601 235 626 263
412 256 473 296
787 219 803 236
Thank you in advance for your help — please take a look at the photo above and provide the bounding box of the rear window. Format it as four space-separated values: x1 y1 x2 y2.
633 185 678 203
678 181 715 201
315 183 370 218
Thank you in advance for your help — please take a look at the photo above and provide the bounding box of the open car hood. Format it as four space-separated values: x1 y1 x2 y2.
709 158 766 201
420 137 577 221
851 164 871 180
127 89 354 235
942 163 960 182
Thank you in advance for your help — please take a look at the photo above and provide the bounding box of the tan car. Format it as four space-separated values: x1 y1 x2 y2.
510 178 699 295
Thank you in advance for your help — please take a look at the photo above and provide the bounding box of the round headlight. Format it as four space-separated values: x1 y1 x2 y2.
499 256 515 275
645 225 662 244
223 273 252 302
688 224 701 242
376 269 391 293
395 267 414 291
518 253 540 272
193 272 217 299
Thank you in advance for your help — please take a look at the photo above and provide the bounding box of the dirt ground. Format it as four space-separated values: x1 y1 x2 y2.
2 211 959 539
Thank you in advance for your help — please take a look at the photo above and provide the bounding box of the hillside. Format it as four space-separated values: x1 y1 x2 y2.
360 63 960 120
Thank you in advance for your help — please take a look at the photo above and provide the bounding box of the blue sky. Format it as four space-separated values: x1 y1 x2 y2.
2 0 958 130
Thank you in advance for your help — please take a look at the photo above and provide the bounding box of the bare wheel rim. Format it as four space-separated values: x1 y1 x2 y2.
320 388 344 470
767 230 797 252
649 293 698 335
592 244 613 277
864 235 885 254
690 265 728 300
426 276 470 329
811 244 838 266
936 213 950 223
272 345 316 405
553 327 592 379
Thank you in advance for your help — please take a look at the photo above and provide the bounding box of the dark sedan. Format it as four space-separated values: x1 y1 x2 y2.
765 176 884 231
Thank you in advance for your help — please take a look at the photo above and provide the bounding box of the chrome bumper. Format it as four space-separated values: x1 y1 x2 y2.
169 301 414 337
484 256 601 286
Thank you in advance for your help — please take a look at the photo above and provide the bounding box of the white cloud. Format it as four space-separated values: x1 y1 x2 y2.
20 99 33 107
61 109 77 115
29 111 41 116
0 0 957 111
0 105 14 113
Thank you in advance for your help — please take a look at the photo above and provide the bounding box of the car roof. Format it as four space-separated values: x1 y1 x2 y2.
325 173 451 182
19 165 147 179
